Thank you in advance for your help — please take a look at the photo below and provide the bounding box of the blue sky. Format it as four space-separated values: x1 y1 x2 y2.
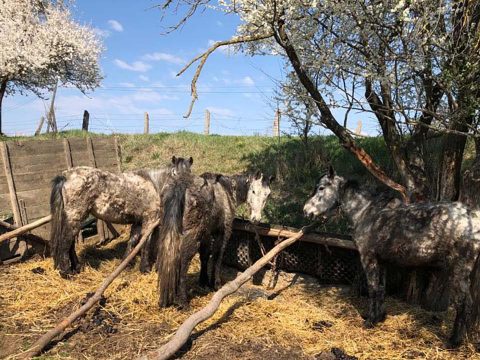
2 1 377 136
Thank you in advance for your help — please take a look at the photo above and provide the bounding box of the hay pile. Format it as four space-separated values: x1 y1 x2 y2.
1 233 479 360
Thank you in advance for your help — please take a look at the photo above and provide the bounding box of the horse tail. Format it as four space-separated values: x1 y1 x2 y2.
157 179 187 308
50 175 70 272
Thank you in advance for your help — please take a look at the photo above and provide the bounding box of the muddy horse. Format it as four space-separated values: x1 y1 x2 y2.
50 156 193 278
303 166 480 346
156 171 274 307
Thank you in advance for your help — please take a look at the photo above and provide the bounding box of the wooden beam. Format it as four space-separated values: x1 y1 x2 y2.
232 219 357 251
86 137 97 168
1 142 22 226
0 215 52 244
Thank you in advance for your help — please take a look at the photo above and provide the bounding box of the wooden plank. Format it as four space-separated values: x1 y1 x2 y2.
10 153 64 170
16 189 50 206
68 138 89 152
91 137 116 151
232 219 357 251
25 204 50 221
70 150 91 167
6 140 64 158
0 177 9 196
0 194 12 214
1 143 22 226
10 161 65 176
95 156 119 170
63 138 73 168
86 137 97 167
11 170 62 193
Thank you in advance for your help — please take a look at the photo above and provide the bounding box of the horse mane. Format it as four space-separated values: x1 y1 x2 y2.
133 168 169 193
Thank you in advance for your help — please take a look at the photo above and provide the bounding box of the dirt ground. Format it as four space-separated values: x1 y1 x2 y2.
1 233 480 360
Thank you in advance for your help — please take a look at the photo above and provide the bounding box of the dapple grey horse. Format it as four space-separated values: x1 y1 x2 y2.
304 166 480 347
50 156 193 278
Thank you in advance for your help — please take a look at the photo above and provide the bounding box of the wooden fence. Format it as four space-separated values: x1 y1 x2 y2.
0 137 121 241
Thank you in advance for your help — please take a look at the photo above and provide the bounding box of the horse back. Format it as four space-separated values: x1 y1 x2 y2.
356 202 480 267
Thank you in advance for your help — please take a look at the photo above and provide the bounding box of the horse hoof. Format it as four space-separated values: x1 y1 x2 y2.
59 270 75 279
363 319 375 329
447 336 462 349
139 265 152 274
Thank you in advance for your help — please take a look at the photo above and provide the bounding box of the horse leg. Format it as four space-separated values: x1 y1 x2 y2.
176 233 199 309
140 221 157 273
362 256 384 328
57 220 81 279
199 238 211 287
449 262 475 347
123 224 142 266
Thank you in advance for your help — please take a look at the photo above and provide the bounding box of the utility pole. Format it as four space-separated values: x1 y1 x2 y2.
204 109 210 135
47 81 58 133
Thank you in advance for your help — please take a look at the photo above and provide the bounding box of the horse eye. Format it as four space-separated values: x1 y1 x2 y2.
318 186 325 191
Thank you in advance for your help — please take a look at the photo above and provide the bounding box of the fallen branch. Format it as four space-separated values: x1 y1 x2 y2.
0 215 52 244
18 219 160 359
138 227 306 360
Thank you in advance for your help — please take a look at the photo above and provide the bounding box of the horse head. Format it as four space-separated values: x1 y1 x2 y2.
246 170 275 223
303 165 345 219
171 156 193 176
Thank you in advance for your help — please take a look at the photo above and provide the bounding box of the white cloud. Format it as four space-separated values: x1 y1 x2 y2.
93 28 110 38
240 76 255 86
108 20 124 32
139 75 150 82
142 52 185 65
114 59 151 72
206 106 235 117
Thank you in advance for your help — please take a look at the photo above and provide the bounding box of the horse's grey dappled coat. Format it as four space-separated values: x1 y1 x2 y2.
199 171 274 289
304 166 480 347
50 156 192 278
157 171 274 307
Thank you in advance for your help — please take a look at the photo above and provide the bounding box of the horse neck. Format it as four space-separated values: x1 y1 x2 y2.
147 168 170 188
231 174 249 206
340 185 373 226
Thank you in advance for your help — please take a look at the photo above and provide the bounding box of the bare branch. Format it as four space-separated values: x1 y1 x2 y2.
177 32 274 118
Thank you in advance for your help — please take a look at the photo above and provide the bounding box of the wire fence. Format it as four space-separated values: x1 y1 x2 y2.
3 110 283 137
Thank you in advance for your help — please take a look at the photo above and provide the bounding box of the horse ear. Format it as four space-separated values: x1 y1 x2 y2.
171 156 177 164
254 170 262 180
188 156 193 165
328 165 335 179
269 175 275 183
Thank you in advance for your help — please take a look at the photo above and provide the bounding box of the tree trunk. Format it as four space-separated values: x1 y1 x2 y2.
0 79 7 135
437 118 472 201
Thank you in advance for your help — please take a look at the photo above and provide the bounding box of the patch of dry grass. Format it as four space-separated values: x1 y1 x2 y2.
1 233 480 360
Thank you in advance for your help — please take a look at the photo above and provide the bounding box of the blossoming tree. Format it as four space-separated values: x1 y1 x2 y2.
0 0 103 135
160 0 480 203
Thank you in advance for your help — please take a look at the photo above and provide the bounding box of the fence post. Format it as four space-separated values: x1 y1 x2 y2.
1 142 22 226
273 109 280 137
82 110 90 132
144 112 149 134
204 109 210 135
